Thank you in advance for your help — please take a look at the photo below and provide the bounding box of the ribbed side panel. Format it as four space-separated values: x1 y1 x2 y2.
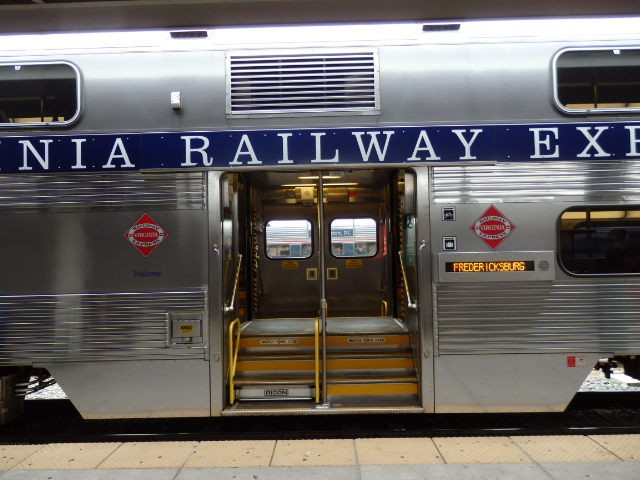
432 160 640 203
436 282 640 354
0 290 207 363
0 172 206 211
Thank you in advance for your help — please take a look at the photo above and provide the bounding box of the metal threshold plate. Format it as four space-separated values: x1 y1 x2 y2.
241 317 407 336
221 404 424 416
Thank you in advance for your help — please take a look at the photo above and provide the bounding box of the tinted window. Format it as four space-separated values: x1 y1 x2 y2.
330 217 377 258
265 219 312 259
555 48 640 113
0 63 79 126
559 207 640 274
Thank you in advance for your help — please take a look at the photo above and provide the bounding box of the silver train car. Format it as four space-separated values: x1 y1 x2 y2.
0 17 639 422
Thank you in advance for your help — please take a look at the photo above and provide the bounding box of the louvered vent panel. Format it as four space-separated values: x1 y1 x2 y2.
0 172 205 211
432 160 640 203
227 50 379 116
0 290 207 362
436 282 640 355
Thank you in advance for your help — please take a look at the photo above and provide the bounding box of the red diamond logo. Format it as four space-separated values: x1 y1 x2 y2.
124 213 168 257
471 205 516 250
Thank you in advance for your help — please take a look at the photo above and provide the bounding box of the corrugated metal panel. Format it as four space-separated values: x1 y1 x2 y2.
227 49 379 116
0 172 206 211
435 281 640 354
432 160 640 203
0 290 207 363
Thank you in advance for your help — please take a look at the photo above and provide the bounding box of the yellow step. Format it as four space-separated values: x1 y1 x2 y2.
327 382 418 396
235 354 415 372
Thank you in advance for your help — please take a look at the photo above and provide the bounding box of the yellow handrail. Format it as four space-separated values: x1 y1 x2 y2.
228 318 241 404
314 316 320 403
398 250 418 310
381 300 389 317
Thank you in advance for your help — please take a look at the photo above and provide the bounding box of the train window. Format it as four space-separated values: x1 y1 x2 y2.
0 62 79 126
559 207 640 275
554 48 640 113
330 218 377 258
265 219 312 259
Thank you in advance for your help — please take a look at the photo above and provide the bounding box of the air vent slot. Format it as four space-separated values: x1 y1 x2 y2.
170 30 208 39
422 23 461 32
227 49 379 117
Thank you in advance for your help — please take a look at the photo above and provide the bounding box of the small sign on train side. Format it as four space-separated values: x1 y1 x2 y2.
471 205 516 250
124 213 168 257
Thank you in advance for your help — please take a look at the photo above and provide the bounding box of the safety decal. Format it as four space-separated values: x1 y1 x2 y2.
471 205 516 250
124 213 168 257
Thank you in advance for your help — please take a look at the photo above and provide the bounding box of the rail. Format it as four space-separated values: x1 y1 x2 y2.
225 254 243 313
381 300 389 317
314 316 320 403
398 250 418 310
228 317 241 404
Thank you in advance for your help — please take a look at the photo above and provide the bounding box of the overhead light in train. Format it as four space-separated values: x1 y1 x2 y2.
282 183 359 187
297 175 343 180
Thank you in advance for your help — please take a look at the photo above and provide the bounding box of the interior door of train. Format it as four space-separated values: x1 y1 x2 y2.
218 168 434 412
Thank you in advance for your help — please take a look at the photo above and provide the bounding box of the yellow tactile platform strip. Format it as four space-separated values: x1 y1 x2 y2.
0 434 638 470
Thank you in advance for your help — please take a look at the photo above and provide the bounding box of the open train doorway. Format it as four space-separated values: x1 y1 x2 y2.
222 169 425 413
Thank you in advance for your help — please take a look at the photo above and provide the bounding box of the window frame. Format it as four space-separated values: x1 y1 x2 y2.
557 205 640 276
264 218 313 260
329 217 378 259
0 61 82 128
553 46 640 115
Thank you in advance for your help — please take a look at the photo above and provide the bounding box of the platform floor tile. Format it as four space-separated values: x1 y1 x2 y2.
0 445 43 471
271 439 356 466
184 440 276 468
360 463 552 480
542 461 640 480
433 436 531 464
176 466 359 480
0 468 178 480
355 437 444 465
512 435 619 463
11 443 120 470
97 441 197 469
589 434 640 461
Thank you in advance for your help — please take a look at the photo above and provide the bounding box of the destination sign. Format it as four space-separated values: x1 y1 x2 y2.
445 261 535 273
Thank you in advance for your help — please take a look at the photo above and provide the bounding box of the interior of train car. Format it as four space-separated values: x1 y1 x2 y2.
221 168 422 411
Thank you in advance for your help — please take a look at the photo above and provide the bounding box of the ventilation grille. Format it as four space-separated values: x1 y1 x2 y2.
227 50 379 116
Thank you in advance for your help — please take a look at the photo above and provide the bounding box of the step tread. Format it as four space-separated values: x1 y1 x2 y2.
235 372 417 385
240 317 408 337
237 352 414 361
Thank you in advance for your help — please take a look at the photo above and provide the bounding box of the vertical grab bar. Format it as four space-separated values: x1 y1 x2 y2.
225 254 243 313
314 316 320 403
228 318 241 404
398 250 418 310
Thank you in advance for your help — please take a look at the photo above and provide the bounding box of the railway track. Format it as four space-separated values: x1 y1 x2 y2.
1 392 640 444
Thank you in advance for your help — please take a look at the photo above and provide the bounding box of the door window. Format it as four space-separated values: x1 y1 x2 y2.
330 217 377 258
265 219 312 259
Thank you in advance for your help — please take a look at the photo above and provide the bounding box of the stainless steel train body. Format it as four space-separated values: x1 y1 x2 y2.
0 18 639 421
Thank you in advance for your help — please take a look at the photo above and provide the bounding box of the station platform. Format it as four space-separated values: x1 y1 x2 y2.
1 434 639 480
